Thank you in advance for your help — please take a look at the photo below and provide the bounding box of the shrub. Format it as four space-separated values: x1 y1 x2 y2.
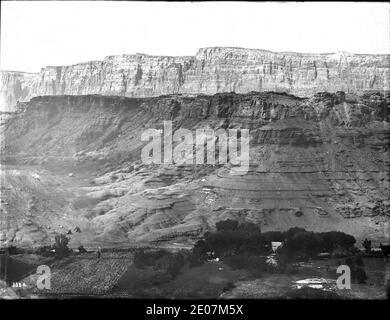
36 245 55 257
362 238 372 253
320 231 356 252
53 234 70 258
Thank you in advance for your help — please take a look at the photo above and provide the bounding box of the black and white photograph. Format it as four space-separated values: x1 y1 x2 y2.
0 0 389 307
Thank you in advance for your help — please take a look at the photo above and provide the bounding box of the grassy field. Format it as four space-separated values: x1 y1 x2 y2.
20 252 133 297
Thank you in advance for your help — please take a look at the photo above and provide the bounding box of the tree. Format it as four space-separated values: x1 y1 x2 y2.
284 227 307 241
53 234 70 258
190 240 209 266
362 238 372 253
282 231 324 259
78 245 87 253
379 244 390 257
215 219 239 231
319 231 356 252
261 231 284 243
238 222 261 233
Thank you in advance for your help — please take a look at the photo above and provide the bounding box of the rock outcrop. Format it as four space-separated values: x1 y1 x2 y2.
0 71 38 112
1 91 389 246
1 47 389 111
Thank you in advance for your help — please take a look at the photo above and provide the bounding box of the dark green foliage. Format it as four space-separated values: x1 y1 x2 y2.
78 245 87 253
215 219 239 231
204 222 266 257
192 221 358 269
379 243 390 257
284 227 307 241
320 231 356 252
36 245 55 257
260 231 284 243
362 238 372 253
280 231 324 259
53 234 70 258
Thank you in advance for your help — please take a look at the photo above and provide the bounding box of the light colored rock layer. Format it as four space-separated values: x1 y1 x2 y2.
1 47 389 111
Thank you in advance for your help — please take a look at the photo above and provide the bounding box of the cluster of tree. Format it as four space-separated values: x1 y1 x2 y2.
34 234 71 258
278 228 357 261
189 220 274 274
191 221 358 264
201 220 265 257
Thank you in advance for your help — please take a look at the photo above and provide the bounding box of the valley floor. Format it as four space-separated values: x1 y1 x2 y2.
0 252 388 299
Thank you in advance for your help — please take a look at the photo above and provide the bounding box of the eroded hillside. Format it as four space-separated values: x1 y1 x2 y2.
1 91 389 247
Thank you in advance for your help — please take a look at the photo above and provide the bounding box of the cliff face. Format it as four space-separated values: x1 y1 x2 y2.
1 92 389 246
0 71 37 112
1 47 389 111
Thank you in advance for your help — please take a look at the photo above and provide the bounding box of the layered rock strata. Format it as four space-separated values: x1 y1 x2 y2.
0 91 389 246
1 47 389 111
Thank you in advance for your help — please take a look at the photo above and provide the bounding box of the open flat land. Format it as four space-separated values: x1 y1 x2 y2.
1 251 388 299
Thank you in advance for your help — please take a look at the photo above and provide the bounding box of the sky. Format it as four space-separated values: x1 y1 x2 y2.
1 1 389 73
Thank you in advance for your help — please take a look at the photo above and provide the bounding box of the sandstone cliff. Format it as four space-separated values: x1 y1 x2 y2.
1 47 389 111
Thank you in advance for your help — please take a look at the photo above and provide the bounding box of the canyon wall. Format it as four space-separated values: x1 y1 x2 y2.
1 91 389 246
1 47 389 112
